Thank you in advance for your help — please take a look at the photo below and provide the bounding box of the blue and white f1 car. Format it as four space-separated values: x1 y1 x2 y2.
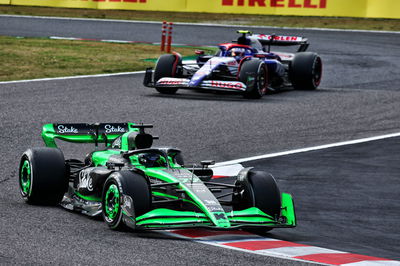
144 30 322 99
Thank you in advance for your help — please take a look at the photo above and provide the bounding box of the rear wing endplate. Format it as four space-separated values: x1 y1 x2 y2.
42 122 137 148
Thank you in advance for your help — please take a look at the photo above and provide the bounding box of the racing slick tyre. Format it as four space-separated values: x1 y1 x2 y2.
154 54 182 95
102 171 151 231
239 59 268 99
19 148 68 205
233 169 281 232
290 52 322 90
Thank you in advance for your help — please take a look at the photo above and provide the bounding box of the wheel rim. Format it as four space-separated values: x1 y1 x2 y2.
233 181 255 210
20 159 31 196
257 65 267 95
313 57 322 87
104 184 120 221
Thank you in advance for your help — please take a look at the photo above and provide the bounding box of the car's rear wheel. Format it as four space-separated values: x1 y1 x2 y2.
233 168 281 233
102 171 151 231
290 52 322 90
19 148 68 205
239 60 268 99
154 54 181 94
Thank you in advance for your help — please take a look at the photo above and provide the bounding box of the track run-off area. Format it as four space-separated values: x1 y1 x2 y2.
0 15 400 265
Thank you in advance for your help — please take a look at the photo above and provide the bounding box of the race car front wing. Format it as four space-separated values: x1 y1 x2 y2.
143 68 247 93
132 193 296 230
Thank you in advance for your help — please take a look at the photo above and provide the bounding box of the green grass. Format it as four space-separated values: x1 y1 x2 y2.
1 5 399 31
0 36 215 81
0 5 398 81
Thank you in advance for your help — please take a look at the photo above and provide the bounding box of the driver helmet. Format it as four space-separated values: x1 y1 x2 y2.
138 153 165 167
230 48 246 61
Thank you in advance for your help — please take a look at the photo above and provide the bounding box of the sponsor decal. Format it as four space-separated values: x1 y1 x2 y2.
158 78 188 85
104 124 126 134
122 195 132 210
205 199 217 205
159 80 183 85
78 171 93 191
213 212 227 220
122 195 135 228
112 137 122 149
254 34 303 42
149 177 163 184
221 0 327 8
57 124 78 134
208 206 224 211
227 60 238 66
210 81 245 89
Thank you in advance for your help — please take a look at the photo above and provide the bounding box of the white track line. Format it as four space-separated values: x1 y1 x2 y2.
0 71 144 85
215 132 400 166
1 14 399 34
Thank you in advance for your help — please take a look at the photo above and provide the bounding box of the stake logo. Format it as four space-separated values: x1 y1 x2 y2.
57 125 78 134
222 0 327 8
104 124 126 134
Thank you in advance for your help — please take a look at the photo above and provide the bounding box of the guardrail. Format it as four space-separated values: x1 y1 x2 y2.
6 0 400 19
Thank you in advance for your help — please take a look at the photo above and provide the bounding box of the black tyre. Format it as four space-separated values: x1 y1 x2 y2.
154 54 181 94
19 148 67 205
102 171 151 231
290 52 322 90
233 169 281 219
239 59 268 99
174 153 184 166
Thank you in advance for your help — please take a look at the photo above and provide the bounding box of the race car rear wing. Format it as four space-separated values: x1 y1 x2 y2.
42 122 138 148
252 34 309 52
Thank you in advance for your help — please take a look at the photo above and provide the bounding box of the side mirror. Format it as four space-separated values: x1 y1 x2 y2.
195 50 205 55
200 160 215 168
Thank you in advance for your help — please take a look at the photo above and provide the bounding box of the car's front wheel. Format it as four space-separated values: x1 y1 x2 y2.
102 171 151 231
232 168 281 233
154 54 182 95
239 59 268 99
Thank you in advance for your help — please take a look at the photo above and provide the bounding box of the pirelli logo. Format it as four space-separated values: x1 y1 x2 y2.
222 0 327 8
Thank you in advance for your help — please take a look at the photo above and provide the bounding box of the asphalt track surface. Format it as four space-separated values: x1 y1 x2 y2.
1 15 400 264
242 137 400 260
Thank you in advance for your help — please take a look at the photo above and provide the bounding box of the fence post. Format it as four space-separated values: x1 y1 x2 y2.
166 22 173 53
160 21 167 52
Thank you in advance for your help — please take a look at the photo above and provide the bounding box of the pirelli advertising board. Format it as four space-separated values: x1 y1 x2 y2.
8 0 400 19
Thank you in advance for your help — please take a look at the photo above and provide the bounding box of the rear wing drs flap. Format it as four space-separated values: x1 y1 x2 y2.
42 122 137 148
252 34 309 52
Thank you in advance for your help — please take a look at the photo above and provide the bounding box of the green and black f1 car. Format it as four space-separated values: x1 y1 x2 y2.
19 123 296 232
